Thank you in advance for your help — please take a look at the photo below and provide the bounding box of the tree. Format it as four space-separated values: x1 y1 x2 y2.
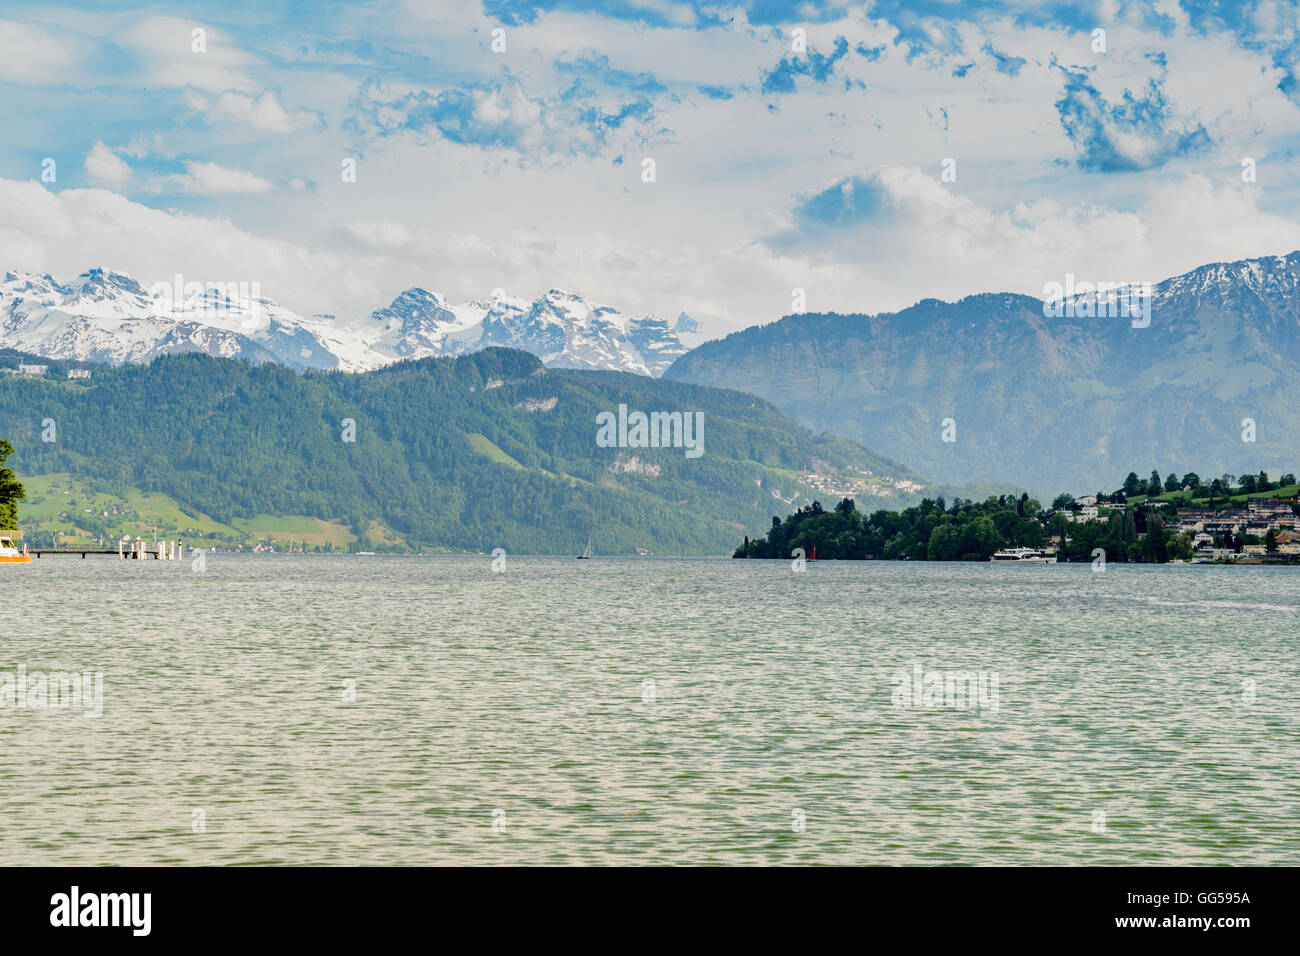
1240 474 1258 494
1052 493 1075 511
0 439 26 530
1168 533 1193 561
1141 515 1167 563
1164 473 1179 493
926 522 961 561
1122 472 1143 497
1050 512 1071 548
1148 469 1163 496
961 515 1002 559
1266 529 1278 553
1180 472 1200 491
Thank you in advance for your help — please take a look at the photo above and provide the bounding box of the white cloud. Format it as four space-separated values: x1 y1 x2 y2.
84 143 132 190
185 90 322 134
168 161 273 194
0 20 84 85
114 16 260 93
0 177 376 316
760 166 1300 314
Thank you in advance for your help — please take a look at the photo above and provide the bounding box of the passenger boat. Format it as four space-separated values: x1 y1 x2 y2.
0 533 31 563
990 546 1057 564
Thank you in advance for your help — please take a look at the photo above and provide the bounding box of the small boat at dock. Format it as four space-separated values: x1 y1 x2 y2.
0 533 31 564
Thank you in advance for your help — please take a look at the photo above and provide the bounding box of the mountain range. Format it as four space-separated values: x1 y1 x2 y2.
0 269 699 376
9 251 1299 497
665 251 1300 494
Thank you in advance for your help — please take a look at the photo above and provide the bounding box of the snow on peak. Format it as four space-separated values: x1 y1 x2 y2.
1 269 692 377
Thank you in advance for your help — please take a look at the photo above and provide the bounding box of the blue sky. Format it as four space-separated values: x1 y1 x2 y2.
4 0 1300 332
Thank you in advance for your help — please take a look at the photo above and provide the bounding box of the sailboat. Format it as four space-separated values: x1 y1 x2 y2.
577 535 592 559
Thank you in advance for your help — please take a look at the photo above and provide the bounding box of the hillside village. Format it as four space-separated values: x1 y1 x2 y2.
797 466 926 499
1047 470 1300 563
1052 493 1300 562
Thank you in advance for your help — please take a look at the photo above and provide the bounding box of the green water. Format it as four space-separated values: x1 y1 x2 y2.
2 555 1297 865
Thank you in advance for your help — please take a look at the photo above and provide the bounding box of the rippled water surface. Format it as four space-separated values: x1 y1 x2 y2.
3 555 1298 865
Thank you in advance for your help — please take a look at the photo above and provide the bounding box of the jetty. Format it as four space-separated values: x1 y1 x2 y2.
31 538 187 560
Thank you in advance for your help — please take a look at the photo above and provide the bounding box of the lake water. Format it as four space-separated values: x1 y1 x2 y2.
3 555 1297 865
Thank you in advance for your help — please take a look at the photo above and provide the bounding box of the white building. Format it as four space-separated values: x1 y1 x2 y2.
17 363 48 375
67 368 91 380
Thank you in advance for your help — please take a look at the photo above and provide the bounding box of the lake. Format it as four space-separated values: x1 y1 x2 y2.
3 555 1297 864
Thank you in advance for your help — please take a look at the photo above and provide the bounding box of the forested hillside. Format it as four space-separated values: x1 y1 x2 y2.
0 349 916 554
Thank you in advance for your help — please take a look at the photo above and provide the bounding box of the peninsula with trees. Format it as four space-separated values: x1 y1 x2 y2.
735 470 1300 564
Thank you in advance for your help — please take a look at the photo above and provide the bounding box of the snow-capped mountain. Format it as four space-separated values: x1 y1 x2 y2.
0 269 695 377
364 286 691 375
0 269 376 372
367 288 487 360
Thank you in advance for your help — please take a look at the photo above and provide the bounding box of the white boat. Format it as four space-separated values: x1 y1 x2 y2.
990 547 1057 564
577 536 592 560
0 533 31 564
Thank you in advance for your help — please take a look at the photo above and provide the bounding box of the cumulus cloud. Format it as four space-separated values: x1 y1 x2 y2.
0 177 377 317
168 161 273 194
114 16 260 93
760 166 1300 312
184 90 323 134
85 143 132 189
0 19 85 85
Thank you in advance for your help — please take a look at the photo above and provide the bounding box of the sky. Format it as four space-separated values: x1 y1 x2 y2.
4 0 1300 335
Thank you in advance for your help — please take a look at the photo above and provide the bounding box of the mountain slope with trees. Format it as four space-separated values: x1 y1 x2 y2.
0 348 917 554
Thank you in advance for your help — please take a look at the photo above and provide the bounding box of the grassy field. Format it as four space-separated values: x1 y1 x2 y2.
15 472 359 548
466 433 525 470
1127 483 1300 507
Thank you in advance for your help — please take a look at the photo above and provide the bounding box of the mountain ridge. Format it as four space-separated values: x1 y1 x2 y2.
665 250 1300 493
